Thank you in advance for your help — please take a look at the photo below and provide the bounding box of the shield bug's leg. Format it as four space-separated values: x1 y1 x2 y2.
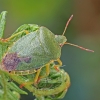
0 38 8 42
20 68 42 88
54 58 62 71
57 58 62 66
7 30 29 41
33 68 42 84
38 63 50 81
0 30 29 44
54 58 62 67
45 63 50 76
24 30 29 34
20 65 50 88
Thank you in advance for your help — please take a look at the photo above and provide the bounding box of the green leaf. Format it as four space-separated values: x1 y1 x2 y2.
12 24 39 35
0 11 7 38
7 82 27 95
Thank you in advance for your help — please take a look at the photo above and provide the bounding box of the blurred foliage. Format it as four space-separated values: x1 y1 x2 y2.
0 0 73 38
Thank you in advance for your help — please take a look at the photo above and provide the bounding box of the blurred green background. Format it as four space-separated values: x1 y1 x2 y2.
0 0 100 100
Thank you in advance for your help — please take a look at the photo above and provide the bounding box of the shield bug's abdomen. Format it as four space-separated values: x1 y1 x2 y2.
2 26 61 71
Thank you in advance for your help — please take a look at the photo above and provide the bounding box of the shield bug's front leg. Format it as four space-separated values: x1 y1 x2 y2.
56 58 62 66
54 58 62 71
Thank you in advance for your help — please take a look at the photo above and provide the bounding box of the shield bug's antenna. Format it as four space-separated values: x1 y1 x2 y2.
62 15 94 52
62 15 73 36
65 42 94 52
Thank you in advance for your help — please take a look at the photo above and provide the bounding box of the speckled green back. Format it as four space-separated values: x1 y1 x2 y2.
8 26 61 70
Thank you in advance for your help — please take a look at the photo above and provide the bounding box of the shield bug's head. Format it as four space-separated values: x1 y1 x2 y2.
55 15 94 52
55 35 67 46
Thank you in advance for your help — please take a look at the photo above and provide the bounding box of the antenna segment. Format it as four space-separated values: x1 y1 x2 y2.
62 15 73 36
65 42 94 52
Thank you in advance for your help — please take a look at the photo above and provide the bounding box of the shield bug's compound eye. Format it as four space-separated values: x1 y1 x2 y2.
2 53 21 71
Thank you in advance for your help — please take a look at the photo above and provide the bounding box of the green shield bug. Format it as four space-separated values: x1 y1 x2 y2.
1 15 94 85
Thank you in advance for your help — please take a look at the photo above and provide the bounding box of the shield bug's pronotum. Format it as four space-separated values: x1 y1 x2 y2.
1 15 94 85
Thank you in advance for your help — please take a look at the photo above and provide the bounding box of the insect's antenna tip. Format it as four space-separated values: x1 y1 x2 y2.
62 15 73 36
71 15 73 18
